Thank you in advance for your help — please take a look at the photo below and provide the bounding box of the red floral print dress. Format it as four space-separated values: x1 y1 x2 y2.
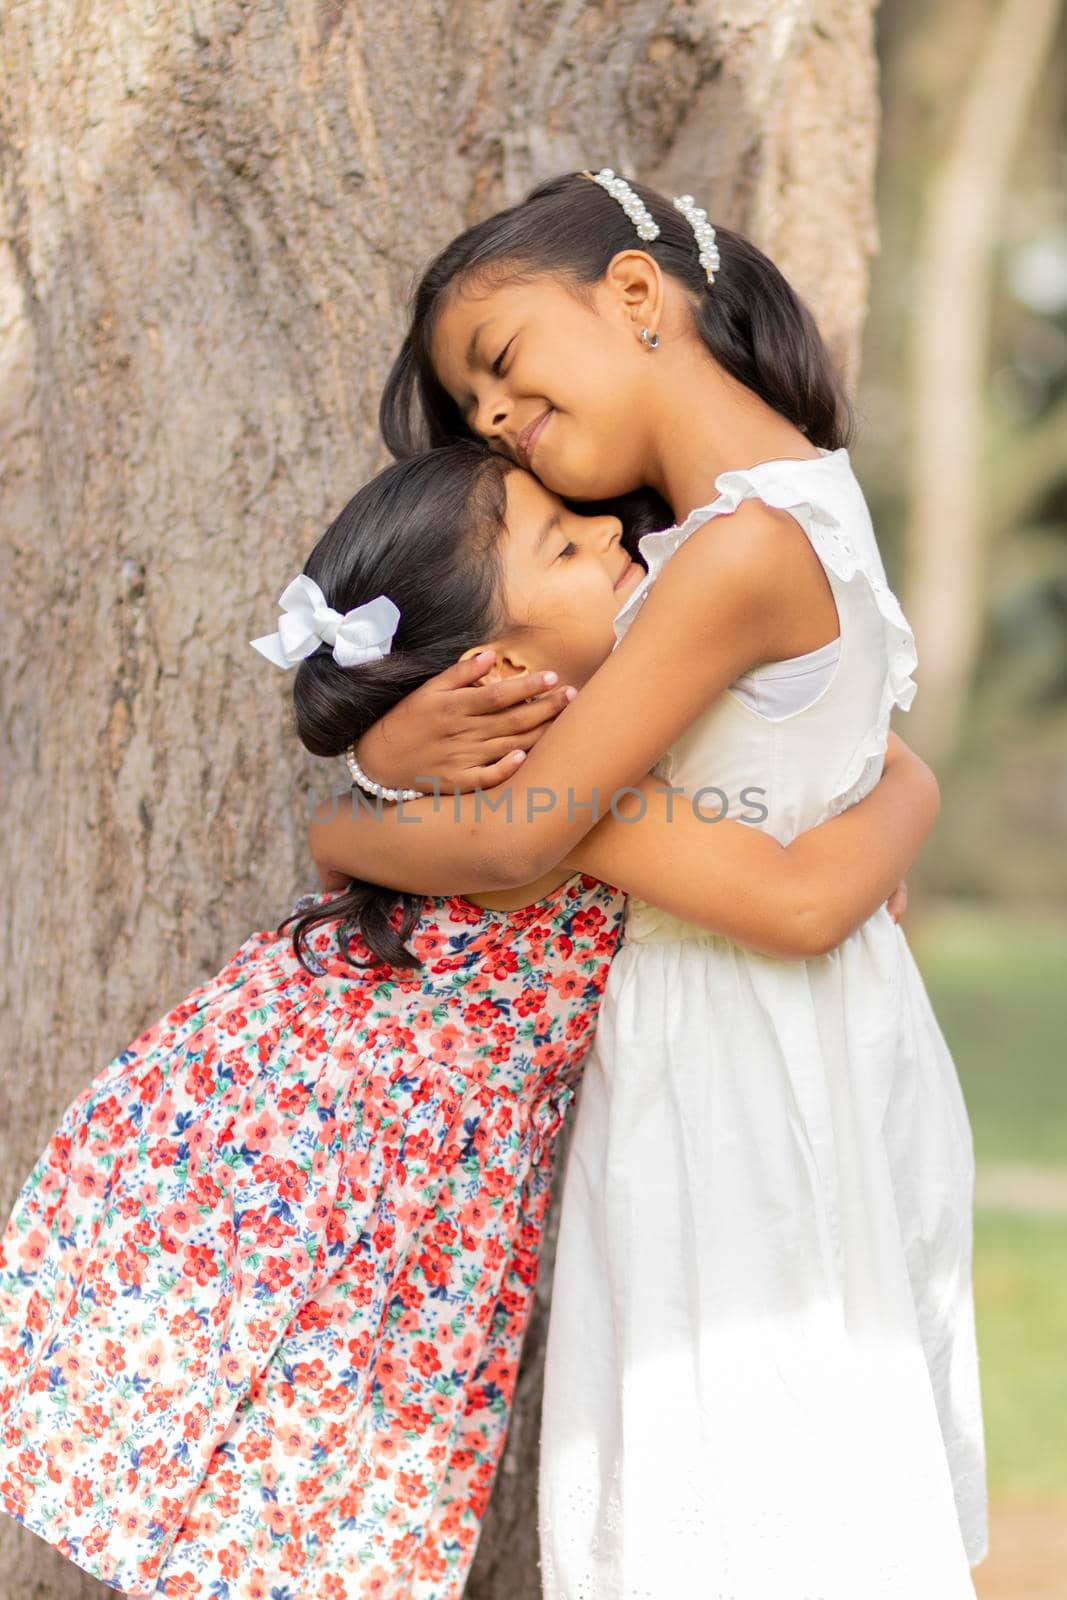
0 874 625 1599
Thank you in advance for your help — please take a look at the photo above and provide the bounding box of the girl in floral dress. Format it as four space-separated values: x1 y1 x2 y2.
0 444 936 1599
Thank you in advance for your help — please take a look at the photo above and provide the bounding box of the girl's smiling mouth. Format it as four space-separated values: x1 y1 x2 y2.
613 559 643 591
516 409 552 470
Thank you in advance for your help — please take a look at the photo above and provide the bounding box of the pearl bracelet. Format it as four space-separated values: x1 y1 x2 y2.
344 745 421 803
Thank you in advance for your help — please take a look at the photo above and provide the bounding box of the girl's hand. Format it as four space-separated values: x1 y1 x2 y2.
882 734 927 923
886 880 908 923
883 735 924 922
353 650 577 794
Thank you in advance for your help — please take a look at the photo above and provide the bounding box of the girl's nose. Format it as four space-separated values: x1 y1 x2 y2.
477 389 511 438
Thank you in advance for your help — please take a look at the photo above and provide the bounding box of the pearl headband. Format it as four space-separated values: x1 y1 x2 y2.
671 192 721 285
587 168 660 242
585 168 721 286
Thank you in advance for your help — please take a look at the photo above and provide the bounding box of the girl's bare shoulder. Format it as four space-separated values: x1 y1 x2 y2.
644 495 835 661
654 496 810 615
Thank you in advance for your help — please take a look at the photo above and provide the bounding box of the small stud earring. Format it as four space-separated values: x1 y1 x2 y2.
639 327 660 350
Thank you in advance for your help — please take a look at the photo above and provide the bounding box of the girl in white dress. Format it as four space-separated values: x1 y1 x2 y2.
311 171 987 1597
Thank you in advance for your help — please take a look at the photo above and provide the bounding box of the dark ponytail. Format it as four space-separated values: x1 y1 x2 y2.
276 443 513 973
380 170 852 471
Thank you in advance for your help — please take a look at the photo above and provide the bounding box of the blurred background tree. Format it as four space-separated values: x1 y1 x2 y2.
857 0 1067 907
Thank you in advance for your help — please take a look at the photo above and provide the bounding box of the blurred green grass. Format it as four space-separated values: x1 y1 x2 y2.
972 1212 1067 1496
910 905 1067 1168
910 903 1067 1498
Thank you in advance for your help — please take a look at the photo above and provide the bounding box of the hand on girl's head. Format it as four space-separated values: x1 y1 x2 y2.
351 464 631 799
351 649 577 797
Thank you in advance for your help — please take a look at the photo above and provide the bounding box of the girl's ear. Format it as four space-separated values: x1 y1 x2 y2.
602 249 665 339
456 644 534 684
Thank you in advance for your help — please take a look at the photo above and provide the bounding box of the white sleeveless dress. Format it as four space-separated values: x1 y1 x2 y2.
538 449 987 1599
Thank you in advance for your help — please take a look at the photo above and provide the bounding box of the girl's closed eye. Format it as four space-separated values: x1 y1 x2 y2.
492 338 515 376
557 541 578 560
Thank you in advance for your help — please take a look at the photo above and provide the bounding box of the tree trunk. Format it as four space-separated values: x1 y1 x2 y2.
0 2 880 1594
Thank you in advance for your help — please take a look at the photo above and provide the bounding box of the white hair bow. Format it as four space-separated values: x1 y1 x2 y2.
250 575 400 670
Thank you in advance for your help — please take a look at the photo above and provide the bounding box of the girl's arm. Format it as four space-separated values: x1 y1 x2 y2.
312 733 936 959
560 731 935 958
310 501 814 893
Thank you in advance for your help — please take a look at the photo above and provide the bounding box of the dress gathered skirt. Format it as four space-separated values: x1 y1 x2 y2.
540 911 986 1598
0 875 625 1598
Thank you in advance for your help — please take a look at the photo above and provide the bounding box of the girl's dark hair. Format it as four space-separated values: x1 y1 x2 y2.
380 170 853 494
277 442 515 974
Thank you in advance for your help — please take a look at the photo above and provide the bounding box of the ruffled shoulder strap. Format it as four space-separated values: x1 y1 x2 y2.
610 448 919 816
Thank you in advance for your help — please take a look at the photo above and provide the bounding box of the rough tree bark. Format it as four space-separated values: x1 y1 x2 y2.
0 2 880 1595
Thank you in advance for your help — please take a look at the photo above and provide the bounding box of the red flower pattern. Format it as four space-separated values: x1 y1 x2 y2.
0 876 623 1598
